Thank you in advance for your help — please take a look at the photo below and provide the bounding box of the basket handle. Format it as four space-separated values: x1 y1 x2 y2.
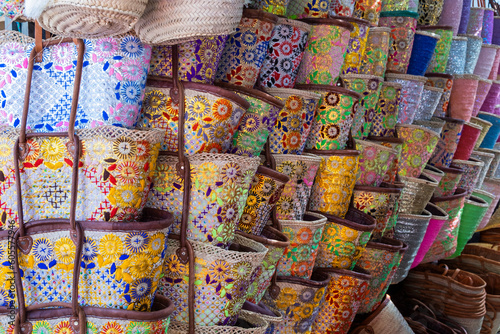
171 44 196 334
15 29 85 245
12 221 85 332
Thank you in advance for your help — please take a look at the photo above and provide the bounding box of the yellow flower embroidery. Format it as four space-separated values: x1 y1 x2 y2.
54 237 75 265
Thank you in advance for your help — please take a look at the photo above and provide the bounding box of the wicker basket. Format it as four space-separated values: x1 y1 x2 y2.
398 174 439 215
135 0 246 45
28 0 148 38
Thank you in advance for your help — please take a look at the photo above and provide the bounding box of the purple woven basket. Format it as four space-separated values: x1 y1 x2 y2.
482 8 495 44
493 16 500 46
481 80 500 113
458 0 472 34
438 0 464 35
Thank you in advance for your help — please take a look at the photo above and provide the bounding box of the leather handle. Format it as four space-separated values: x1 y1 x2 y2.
170 44 195 334
15 39 85 240
34 22 43 63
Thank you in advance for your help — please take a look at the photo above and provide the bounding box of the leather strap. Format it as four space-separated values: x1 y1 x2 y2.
170 44 195 334
34 22 43 63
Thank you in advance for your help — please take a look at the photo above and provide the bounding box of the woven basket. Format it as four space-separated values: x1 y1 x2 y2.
27 0 147 38
381 0 411 11
478 112 500 149
257 18 312 89
379 11 419 73
386 73 428 124
422 188 468 262
421 26 454 74
478 273 500 334
149 36 229 84
450 195 489 258
338 16 371 75
297 84 361 151
429 116 465 168
422 164 445 185
352 185 402 237
168 312 269 334
0 294 175 334
489 46 500 80
448 74 481 122
351 296 415 334
398 174 439 215
470 150 495 188
369 82 402 137
295 18 354 85
404 263 487 334
413 117 446 136
471 117 493 149
238 166 289 236
452 157 485 195
413 86 444 122
147 153 260 246
238 227 290 304
445 36 468 75
353 0 383 25
312 267 372 334
135 0 245 45
462 34 483 74
277 212 327 279
360 27 392 77
307 148 360 218
438 0 465 35
215 9 278 88
407 31 440 76
425 73 454 117
357 237 406 313
265 88 321 154
454 121 484 161
261 271 330 333
240 302 283 333
253 0 292 15
482 8 495 43
355 139 398 186
467 7 486 37
367 137 404 184
286 0 331 19
480 80 500 114
159 234 268 326
397 124 440 178
315 208 376 269
473 189 496 231
472 79 493 117
217 84 284 158
342 74 385 139
330 0 356 16
418 0 445 25
477 177 500 231
412 202 449 268
274 154 322 220
479 148 500 177
393 209 433 283
474 44 500 79
140 78 250 154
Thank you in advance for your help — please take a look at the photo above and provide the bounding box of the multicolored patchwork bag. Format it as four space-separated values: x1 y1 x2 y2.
0 39 163 227
0 30 152 132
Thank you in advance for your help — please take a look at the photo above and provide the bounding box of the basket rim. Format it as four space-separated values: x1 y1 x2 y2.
299 17 354 31
294 83 362 100
310 208 376 231
216 82 285 109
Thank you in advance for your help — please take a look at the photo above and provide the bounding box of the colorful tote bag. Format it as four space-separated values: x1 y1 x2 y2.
149 36 229 84
0 31 152 131
307 148 360 218
274 154 322 220
258 17 312 88
147 152 260 246
215 9 278 88
160 234 268 326
139 78 250 154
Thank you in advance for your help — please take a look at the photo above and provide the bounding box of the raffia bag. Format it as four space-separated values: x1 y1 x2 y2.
25 0 148 38
135 0 246 45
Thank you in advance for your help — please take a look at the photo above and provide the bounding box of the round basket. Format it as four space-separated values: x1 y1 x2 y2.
386 73 428 125
355 139 398 186
398 174 439 215
445 35 468 75
135 0 245 45
434 164 464 197
369 82 403 137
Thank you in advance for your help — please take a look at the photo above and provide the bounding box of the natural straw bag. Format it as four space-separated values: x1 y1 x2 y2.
135 0 245 45
398 174 439 215
350 296 415 334
412 203 449 268
26 0 148 38
404 263 487 334
470 150 495 188
274 154 322 221
314 208 376 269
240 302 283 333
312 267 372 334
478 273 500 334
